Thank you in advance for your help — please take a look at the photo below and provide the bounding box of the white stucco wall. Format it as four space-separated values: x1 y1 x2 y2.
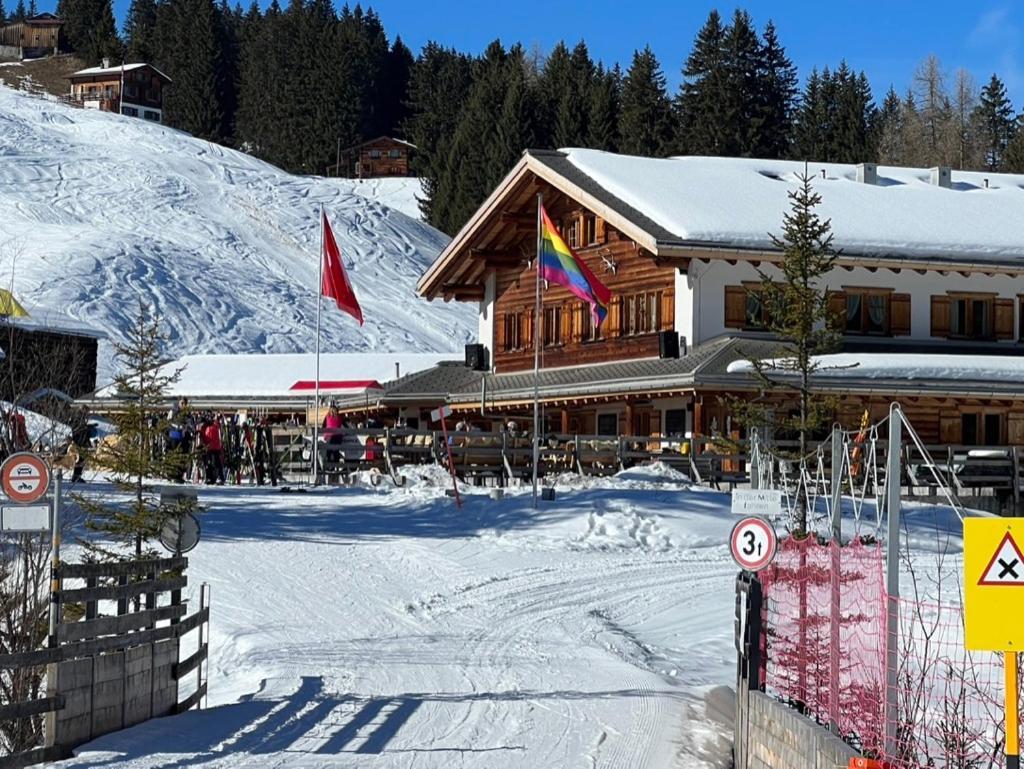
691 259 1024 346
478 271 497 368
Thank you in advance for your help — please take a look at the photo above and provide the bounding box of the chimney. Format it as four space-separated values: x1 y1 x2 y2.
102 57 110 69
856 162 877 185
395 362 400 380
930 166 952 188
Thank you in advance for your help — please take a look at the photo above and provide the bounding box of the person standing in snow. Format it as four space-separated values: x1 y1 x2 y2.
200 415 224 484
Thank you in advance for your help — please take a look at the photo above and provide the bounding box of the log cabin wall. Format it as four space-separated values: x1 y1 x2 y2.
492 216 676 373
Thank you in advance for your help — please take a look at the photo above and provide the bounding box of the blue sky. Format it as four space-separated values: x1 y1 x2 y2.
42 0 1024 107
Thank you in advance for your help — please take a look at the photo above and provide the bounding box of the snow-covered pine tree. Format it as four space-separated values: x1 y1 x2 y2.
79 303 194 562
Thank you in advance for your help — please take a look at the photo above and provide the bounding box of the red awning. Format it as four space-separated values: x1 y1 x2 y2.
288 380 382 392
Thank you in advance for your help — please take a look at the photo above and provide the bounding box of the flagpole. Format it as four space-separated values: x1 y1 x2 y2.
532 193 542 509
312 205 324 486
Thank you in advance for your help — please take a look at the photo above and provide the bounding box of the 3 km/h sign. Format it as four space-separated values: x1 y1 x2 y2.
729 516 778 572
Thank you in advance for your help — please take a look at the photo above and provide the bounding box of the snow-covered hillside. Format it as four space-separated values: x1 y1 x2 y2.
0 86 474 384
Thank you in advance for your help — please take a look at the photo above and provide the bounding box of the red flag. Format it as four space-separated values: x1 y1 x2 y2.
321 211 363 326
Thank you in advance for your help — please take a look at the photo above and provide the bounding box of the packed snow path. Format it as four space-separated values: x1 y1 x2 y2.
58 467 737 768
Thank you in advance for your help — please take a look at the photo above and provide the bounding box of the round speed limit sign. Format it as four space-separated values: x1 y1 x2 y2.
730 516 778 572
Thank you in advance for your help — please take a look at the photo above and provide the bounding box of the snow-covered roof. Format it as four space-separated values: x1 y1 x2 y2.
727 353 1024 386
69 63 171 82
1 305 104 339
560 150 1024 265
96 352 457 400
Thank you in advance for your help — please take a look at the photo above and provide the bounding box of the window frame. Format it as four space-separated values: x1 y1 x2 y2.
948 293 995 340
843 287 892 336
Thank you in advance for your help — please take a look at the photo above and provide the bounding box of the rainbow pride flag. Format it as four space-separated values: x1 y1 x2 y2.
539 205 611 325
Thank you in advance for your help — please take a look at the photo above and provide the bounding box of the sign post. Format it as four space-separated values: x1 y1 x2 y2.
430 405 461 509
964 517 1024 769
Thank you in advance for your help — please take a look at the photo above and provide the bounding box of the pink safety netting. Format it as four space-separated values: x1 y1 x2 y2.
760 538 1015 769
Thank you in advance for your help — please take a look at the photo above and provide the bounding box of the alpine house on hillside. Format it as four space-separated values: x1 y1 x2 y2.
414 150 1024 447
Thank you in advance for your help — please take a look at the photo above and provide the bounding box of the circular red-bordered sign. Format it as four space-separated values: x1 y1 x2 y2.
730 516 778 572
1 453 51 504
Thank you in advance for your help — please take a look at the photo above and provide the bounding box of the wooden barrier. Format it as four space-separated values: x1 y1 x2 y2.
0 555 209 766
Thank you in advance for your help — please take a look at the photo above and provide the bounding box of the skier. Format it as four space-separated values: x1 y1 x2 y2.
200 415 224 484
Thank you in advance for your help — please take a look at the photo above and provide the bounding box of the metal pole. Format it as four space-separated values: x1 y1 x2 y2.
828 425 842 735
830 425 843 540
749 428 759 490
312 206 324 486
1007 651 1020 769
199 582 208 710
884 404 903 758
531 193 542 509
47 470 62 648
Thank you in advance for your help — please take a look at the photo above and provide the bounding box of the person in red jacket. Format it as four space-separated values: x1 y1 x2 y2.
200 416 224 484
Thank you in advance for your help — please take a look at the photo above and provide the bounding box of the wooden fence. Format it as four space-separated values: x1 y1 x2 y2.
0 556 209 768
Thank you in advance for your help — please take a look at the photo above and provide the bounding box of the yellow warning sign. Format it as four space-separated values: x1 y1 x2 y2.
965 518 1024 651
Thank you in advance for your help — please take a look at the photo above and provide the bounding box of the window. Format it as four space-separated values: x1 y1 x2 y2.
582 214 597 246
845 291 889 335
121 106 138 117
369 149 381 159
580 302 603 342
501 313 521 352
144 110 160 122
665 409 686 437
563 217 581 249
950 296 993 339
961 413 1004 445
597 413 618 436
622 291 663 336
388 149 401 159
543 305 562 347
745 289 770 330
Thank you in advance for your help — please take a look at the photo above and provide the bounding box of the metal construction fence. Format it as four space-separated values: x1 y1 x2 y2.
759 537 1012 769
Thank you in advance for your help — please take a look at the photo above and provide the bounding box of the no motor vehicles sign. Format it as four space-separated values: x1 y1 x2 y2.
0 453 51 504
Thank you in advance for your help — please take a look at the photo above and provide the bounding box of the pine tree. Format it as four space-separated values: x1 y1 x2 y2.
831 63 876 163
13 0 26 23
155 0 224 141
755 20 798 158
86 0 123 65
619 46 671 157
875 86 904 164
78 304 195 561
720 8 762 156
792 67 828 160
1005 115 1024 173
538 41 571 147
974 74 1015 171
123 0 158 61
732 170 840 534
377 36 414 136
586 63 620 151
552 41 594 147
403 41 474 223
677 9 727 155
0 0 6 27
27 0 35 16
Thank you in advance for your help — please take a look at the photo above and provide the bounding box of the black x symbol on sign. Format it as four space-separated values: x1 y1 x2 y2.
999 558 1020 579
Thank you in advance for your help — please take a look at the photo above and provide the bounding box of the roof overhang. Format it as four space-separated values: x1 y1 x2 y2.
417 151 662 301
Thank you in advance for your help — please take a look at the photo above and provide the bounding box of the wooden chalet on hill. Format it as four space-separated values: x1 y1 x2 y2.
66 61 171 123
329 136 416 178
0 13 62 59
401 151 1024 449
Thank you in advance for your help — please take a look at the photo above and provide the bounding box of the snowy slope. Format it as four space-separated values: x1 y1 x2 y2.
0 87 474 384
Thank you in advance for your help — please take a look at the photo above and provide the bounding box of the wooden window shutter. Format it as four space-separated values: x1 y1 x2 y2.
522 312 533 350
724 286 746 328
570 304 582 342
609 296 622 336
560 304 571 343
890 294 911 336
939 415 961 444
596 218 606 243
827 291 846 331
995 298 1014 340
496 313 507 351
930 295 950 337
661 291 674 331
1009 414 1024 445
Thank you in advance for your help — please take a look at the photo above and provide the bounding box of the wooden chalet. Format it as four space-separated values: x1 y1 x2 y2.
0 13 62 59
330 136 416 178
66 61 171 123
409 151 1024 448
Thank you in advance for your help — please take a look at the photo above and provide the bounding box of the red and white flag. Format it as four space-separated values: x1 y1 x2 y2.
321 211 363 326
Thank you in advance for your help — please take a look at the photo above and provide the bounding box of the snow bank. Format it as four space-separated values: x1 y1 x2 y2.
565 149 1024 263
0 87 475 383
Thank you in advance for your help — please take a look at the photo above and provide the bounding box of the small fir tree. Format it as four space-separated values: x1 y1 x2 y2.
78 303 192 561
731 170 845 534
